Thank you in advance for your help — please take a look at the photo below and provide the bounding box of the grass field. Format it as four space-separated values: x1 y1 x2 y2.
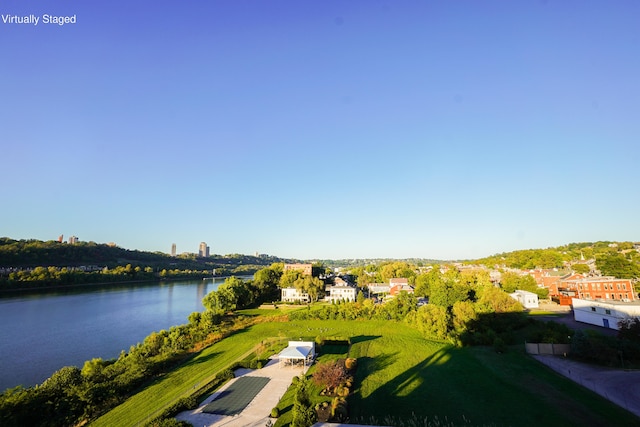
93 318 639 427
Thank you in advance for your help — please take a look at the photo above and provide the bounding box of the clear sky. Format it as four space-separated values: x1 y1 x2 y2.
1 1 638 260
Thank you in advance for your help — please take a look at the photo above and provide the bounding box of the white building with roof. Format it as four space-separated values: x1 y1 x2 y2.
572 298 640 330
281 287 310 303
278 341 315 368
326 284 357 303
510 290 539 309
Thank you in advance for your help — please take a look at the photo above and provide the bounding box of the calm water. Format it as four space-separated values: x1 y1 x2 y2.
0 278 235 391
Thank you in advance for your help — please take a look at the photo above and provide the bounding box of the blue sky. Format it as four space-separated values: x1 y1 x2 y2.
1 1 639 260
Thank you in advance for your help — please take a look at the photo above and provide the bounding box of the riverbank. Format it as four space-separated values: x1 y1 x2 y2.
0 275 233 295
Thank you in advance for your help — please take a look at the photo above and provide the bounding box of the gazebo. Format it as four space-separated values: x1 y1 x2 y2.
278 341 315 368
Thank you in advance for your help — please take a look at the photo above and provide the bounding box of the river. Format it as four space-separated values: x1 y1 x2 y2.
0 278 238 392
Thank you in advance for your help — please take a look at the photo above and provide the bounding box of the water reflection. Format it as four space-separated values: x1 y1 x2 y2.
0 277 248 391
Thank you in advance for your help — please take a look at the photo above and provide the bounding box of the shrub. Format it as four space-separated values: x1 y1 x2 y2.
312 360 347 391
270 407 279 418
331 397 348 421
493 337 507 353
344 357 357 370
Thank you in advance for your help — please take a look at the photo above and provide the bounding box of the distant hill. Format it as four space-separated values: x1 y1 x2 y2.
472 241 640 279
2 237 638 279
0 238 299 276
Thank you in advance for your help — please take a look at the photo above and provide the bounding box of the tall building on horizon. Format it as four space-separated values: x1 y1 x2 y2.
68 236 78 244
171 243 177 257
199 242 210 257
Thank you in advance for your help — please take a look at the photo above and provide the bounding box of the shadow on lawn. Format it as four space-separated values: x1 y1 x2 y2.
351 335 381 344
349 328 637 427
350 346 490 426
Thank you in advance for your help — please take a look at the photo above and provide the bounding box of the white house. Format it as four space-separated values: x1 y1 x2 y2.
572 298 640 330
510 290 539 309
281 287 309 303
326 285 357 303
278 341 315 368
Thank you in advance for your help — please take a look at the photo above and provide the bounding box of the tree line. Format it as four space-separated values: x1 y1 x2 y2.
0 237 298 279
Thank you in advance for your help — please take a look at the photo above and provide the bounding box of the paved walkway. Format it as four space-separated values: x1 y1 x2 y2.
533 355 640 418
176 357 307 427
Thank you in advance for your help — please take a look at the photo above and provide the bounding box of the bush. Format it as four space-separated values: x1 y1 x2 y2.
345 357 357 370
270 407 279 418
493 337 507 353
331 397 348 422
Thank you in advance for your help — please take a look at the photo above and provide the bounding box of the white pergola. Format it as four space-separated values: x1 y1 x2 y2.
278 341 315 368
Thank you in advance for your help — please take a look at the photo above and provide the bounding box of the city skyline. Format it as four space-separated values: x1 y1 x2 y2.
2 1 639 260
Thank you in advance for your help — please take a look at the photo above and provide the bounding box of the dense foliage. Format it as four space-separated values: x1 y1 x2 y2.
475 241 640 279
596 253 640 279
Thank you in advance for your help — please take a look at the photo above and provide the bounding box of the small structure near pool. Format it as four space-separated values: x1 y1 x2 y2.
278 340 315 368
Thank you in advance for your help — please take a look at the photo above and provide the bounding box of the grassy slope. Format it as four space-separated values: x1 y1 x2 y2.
93 318 639 427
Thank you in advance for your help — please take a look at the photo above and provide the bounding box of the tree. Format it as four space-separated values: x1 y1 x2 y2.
500 272 545 298
476 285 523 313
618 318 640 343
312 360 347 391
451 300 477 334
380 261 416 284
293 276 325 303
596 254 640 279
572 263 590 274
383 291 417 320
429 275 469 308
415 304 449 339
292 376 316 427
413 273 430 298
280 270 302 289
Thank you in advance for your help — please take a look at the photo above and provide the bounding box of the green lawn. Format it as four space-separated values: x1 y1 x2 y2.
93 319 639 427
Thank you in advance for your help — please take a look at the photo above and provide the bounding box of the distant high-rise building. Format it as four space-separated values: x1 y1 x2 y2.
57 235 64 243
68 236 78 244
171 243 177 257
199 242 210 257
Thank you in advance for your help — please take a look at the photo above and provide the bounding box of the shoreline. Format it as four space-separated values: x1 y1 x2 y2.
0 275 231 296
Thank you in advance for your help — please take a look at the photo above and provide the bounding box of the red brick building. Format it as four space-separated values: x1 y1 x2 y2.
561 277 635 302
283 263 313 276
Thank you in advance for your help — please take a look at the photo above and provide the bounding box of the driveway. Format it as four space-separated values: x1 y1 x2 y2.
533 355 640 418
176 357 307 427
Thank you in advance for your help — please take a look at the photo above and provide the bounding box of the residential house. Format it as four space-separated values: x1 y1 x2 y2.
389 278 409 287
281 287 310 303
509 290 539 309
326 284 357 303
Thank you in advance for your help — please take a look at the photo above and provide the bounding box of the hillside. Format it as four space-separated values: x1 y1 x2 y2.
0 238 299 276
473 241 640 279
